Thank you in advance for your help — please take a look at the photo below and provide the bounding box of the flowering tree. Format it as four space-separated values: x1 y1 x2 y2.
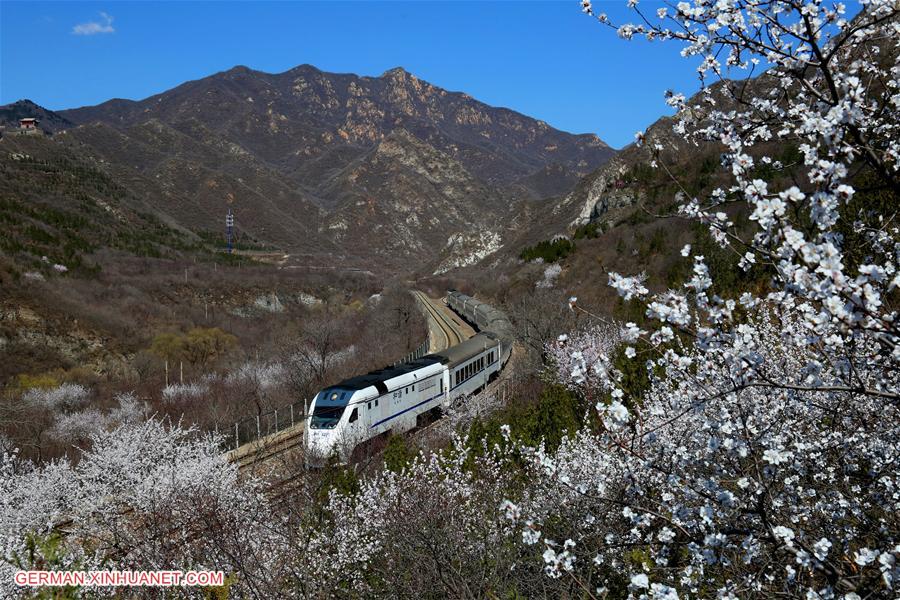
502 0 900 597
1 419 281 597
297 438 543 598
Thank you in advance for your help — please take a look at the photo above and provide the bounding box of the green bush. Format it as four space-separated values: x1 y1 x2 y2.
573 221 602 240
383 434 418 473
520 238 575 263
465 383 585 459
149 327 238 366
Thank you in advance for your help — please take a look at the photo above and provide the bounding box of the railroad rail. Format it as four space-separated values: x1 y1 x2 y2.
229 426 305 473
412 290 468 351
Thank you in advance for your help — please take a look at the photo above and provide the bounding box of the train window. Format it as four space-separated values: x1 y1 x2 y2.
367 402 371 410
375 399 379 407
348 408 358 423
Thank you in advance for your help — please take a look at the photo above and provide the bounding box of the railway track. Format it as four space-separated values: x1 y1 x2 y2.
412 290 465 350
230 426 306 473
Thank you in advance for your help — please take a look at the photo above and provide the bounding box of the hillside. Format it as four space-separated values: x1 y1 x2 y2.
1 65 615 273
452 75 810 319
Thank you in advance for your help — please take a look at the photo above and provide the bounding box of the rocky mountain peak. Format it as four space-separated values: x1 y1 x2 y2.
381 66 411 79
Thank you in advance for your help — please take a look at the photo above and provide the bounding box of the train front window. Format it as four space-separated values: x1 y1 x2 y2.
309 389 351 429
310 405 345 429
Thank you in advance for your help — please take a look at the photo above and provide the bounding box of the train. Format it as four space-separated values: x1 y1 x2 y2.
446 290 515 361
305 291 513 463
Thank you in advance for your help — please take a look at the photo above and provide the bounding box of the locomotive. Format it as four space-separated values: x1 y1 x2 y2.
305 292 512 463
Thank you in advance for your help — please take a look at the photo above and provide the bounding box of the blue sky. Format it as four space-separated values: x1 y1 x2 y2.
1 1 706 148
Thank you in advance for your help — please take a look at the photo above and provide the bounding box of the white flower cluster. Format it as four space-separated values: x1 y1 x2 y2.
515 308 900 596
47 392 148 443
0 420 277 595
298 438 522 596
546 323 622 391
537 263 563 289
161 381 209 402
22 383 90 411
226 360 287 391
506 0 900 595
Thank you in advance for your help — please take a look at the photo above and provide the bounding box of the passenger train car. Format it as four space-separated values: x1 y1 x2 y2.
305 293 513 463
447 290 515 363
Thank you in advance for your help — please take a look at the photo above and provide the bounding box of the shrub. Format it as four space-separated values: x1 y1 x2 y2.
520 238 575 263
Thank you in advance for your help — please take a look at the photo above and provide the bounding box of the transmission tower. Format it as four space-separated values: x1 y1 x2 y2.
225 209 234 254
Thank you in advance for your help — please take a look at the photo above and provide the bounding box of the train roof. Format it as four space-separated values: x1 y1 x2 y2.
431 332 499 368
333 356 444 392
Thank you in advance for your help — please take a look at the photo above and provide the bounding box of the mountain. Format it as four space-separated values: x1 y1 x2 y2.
60 65 614 197
2 65 615 273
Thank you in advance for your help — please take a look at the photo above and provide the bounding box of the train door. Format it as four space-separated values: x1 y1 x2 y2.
442 368 450 405
348 407 359 442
